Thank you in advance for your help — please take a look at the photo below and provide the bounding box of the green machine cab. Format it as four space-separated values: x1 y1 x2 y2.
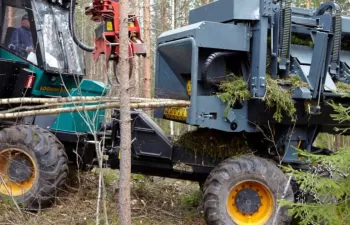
0 0 108 133
0 0 109 209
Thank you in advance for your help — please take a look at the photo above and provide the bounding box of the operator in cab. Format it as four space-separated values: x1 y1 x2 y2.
8 14 34 58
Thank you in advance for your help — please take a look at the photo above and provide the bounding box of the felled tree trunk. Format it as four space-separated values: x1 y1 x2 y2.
0 101 190 119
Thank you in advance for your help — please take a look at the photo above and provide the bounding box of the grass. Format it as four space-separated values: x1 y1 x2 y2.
0 168 204 225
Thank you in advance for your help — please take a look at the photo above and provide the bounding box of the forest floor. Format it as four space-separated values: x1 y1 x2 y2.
0 169 205 225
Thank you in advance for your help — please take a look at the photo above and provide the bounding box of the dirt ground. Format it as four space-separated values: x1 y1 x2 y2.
0 169 205 225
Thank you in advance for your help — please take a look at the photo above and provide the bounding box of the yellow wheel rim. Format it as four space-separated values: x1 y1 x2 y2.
0 148 37 197
227 180 274 225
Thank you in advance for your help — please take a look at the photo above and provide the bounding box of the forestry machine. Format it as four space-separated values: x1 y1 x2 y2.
0 0 349 224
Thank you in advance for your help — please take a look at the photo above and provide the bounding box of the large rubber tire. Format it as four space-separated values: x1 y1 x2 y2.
0 125 68 209
203 155 294 225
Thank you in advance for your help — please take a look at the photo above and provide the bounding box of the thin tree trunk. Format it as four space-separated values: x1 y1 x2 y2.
306 0 310 9
169 0 175 136
172 0 175 29
118 0 132 224
174 0 177 28
132 0 141 97
8 7 14 27
162 0 167 31
143 0 151 99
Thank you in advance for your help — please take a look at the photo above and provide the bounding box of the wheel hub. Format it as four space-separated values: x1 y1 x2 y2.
226 180 275 225
0 148 37 197
235 188 261 215
8 155 34 183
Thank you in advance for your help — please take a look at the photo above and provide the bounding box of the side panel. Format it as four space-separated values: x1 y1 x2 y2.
50 80 109 133
189 0 260 24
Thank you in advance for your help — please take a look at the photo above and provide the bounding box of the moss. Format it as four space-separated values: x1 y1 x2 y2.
176 128 251 159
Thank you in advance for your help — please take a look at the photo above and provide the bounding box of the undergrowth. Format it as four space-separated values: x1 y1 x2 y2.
280 148 350 225
0 169 204 225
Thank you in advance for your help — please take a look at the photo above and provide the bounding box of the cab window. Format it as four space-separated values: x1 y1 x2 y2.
1 5 38 65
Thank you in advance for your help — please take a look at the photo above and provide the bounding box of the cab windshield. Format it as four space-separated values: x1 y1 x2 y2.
31 0 85 75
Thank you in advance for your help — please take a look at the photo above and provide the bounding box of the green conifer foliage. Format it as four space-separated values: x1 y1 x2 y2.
280 104 350 225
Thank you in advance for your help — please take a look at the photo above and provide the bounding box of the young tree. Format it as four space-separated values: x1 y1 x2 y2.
143 0 151 99
118 0 132 224
281 102 350 225
131 0 141 97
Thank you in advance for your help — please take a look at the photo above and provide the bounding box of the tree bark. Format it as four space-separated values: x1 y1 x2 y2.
0 96 188 105
0 100 190 119
306 0 310 9
162 0 167 32
118 0 132 224
132 0 141 97
143 0 151 99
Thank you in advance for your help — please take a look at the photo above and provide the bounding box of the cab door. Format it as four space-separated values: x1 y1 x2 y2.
0 0 40 66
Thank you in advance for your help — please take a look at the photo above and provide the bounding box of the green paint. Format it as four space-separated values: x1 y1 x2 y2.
0 49 81 97
1 48 109 134
51 80 110 133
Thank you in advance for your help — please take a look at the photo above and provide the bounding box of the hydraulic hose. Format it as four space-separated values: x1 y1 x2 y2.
201 52 236 83
69 0 94 52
